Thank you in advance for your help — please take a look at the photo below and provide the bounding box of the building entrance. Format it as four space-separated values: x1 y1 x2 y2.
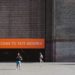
0 49 45 62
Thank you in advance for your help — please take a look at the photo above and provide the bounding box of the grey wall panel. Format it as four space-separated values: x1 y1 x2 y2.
56 42 75 62
54 0 75 40
54 0 75 62
0 1 9 37
10 0 30 38
0 0 45 38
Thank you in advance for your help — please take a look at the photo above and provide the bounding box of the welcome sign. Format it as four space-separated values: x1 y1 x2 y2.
0 38 45 49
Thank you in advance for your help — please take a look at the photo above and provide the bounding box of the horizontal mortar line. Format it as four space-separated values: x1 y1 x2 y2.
53 39 75 42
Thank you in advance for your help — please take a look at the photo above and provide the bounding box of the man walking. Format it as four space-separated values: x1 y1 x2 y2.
16 52 23 70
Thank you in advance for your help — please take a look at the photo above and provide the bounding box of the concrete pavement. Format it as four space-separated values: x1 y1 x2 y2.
0 63 75 75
